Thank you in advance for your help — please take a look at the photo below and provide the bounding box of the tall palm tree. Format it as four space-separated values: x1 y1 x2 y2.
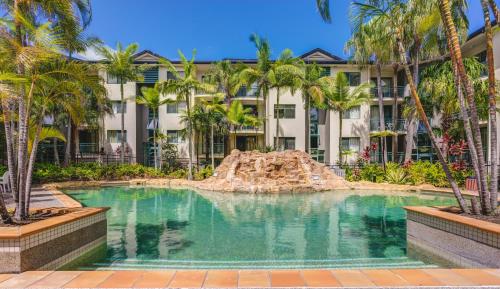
346 19 393 165
480 0 498 211
136 83 173 169
159 50 215 180
202 96 227 168
301 63 329 153
322 72 371 163
240 34 273 144
269 49 304 149
205 60 245 105
97 42 143 164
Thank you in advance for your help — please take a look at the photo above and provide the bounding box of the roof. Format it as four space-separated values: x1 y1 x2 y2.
468 20 498 40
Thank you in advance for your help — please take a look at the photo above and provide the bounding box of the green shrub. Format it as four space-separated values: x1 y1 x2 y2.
168 168 187 179
359 164 385 183
385 163 408 184
0 165 7 175
194 166 213 181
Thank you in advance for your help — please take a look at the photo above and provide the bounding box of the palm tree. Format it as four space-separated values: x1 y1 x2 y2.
346 19 393 165
205 60 245 105
300 63 329 153
480 0 498 211
136 83 173 169
159 50 215 180
322 72 370 163
269 49 304 149
227 100 261 144
240 34 273 144
202 96 227 168
97 42 144 164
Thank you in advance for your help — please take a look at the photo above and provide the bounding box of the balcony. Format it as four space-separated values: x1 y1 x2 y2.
234 85 261 100
371 86 406 99
233 125 264 134
370 119 406 132
200 143 225 155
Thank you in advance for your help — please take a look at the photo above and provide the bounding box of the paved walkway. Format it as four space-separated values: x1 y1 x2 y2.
4 187 64 209
0 269 500 288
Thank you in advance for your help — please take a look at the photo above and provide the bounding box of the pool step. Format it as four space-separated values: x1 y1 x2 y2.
78 257 438 270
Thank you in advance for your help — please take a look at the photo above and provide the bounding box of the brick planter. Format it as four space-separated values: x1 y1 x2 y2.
0 207 108 273
405 206 500 268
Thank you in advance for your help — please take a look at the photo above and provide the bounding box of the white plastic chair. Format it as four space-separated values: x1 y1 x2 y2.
0 172 10 193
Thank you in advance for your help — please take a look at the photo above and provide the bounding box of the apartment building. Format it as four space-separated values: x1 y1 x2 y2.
75 24 499 167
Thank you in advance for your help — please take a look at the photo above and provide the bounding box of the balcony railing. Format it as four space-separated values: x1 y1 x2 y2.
79 143 99 154
371 86 406 98
200 143 225 155
235 86 259 98
370 119 406 132
235 125 263 132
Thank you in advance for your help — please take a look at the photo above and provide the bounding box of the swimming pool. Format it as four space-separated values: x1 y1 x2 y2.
66 187 457 270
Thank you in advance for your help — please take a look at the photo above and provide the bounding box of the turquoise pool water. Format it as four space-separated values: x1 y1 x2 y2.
66 187 457 270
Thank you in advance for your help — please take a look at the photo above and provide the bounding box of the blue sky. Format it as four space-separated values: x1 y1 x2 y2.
84 0 486 61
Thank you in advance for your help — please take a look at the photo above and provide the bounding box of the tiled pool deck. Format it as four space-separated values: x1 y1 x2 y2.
0 269 500 288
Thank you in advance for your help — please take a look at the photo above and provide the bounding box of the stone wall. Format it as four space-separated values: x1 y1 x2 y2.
0 207 108 273
405 206 500 268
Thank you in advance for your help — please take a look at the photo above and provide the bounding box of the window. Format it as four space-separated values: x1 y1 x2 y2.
276 137 296 150
167 130 182 144
344 72 361 86
320 67 331 77
141 67 159 83
107 130 127 143
274 104 295 119
167 70 185 80
341 137 360 152
166 102 186 114
111 101 127 114
107 74 120 84
343 106 360 119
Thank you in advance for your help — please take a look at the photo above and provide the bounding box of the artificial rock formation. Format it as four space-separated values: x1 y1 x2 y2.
195 149 349 193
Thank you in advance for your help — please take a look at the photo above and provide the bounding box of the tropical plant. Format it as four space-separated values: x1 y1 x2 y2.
159 50 216 179
97 42 144 164
322 72 370 163
202 96 228 168
240 34 273 142
300 63 329 153
0 1 103 221
269 49 304 149
226 100 261 148
204 60 245 104
136 83 173 169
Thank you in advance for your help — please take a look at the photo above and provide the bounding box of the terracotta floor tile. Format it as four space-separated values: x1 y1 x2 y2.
331 270 376 287
391 269 443 286
62 271 114 288
97 271 143 288
452 269 500 285
270 270 305 287
362 269 409 287
0 275 13 284
0 271 52 288
423 269 477 286
238 270 270 288
301 270 341 287
168 270 207 288
203 270 238 288
29 271 82 288
133 271 175 288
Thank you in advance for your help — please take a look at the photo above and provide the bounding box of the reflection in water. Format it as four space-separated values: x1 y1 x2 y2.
67 187 456 268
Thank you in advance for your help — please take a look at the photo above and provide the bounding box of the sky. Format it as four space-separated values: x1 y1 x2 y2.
82 0 486 61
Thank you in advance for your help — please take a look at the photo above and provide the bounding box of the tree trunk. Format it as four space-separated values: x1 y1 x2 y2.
25 122 43 213
0 101 13 223
338 112 343 163
71 121 78 162
64 117 71 166
392 65 399 162
439 0 491 214
481 0 499 210
275 88 280 149
186 94 193 180
120 81 125 164
53 139 59 165
153 110 157 169
376 62 387 166
396 31 470 214
488 0 500 25
210 124 215 169
305 96 311 153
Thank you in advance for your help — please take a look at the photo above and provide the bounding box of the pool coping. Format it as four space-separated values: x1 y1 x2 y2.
1 268 500 288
